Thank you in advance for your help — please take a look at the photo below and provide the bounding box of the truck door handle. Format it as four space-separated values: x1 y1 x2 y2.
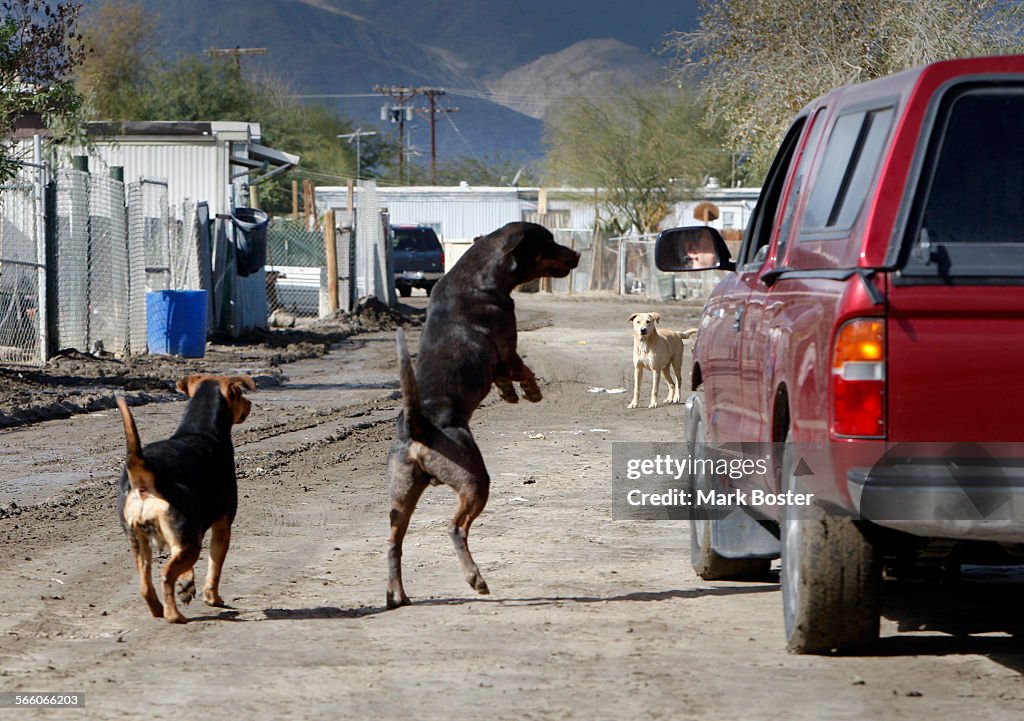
733 307 745 331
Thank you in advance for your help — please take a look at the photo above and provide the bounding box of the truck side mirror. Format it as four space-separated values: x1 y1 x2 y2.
655 226 735 272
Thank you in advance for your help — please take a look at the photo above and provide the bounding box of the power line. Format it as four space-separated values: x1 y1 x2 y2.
289 93 382 99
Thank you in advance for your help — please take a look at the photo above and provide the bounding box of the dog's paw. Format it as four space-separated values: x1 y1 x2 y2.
495 380 519 403
203 589 226 607
648 401 659 409
163 609 188 624
627 400 638 409
177 577 196 605
468 573 490 595
521 381 543 403
386 590 412 609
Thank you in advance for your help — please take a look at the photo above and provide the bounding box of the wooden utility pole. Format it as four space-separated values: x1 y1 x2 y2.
291 180 299 219
324 209 339 313
205 46 267 74
374 85 419 183
420 88 455 184
374 85 458 184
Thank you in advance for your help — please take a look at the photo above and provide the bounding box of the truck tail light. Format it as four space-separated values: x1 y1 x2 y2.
831 318 885 438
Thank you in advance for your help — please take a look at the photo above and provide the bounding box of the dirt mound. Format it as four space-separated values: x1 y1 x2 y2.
313 295 426 333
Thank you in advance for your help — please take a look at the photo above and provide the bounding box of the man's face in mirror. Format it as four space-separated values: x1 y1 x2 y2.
683 234 717 269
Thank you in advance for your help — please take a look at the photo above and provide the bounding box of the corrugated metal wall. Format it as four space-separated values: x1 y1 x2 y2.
67 140 231 217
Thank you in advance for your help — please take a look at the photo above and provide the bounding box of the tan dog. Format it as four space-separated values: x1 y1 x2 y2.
628 312 692 409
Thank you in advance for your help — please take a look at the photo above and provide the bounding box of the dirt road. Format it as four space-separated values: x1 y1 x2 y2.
1 293 1021 720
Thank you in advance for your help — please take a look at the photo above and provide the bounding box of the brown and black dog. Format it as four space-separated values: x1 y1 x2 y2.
386 221 579 608
115 374 256 623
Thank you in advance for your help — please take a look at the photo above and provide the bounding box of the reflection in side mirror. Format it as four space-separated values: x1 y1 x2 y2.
655 226 735 272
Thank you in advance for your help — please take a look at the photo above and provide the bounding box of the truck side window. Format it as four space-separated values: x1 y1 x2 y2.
737 117 806 269
802 107 894 233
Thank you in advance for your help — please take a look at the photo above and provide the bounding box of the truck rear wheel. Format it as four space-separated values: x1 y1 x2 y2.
780 444 881 653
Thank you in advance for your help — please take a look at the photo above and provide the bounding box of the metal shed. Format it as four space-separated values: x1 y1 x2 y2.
77 121 298 217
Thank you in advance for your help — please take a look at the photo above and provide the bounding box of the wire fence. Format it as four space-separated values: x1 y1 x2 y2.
169 199 201 291
129 179 170 293
266 182 386 316
266 218 325 268
87 173 131 355
266 218 325 316
50 169 91 353
355 179 389 304
44 173 204 356
0 161 46 364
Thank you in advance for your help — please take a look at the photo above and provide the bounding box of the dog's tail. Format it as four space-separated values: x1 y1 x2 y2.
115 395 153 495
395 328 426 441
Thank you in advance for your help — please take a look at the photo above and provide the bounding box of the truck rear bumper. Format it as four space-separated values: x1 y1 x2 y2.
395 270 443 285
848 463 1024 542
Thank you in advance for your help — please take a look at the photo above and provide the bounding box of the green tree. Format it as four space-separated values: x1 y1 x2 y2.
74 1 393 213
666 0 1024 180
543 85 729 235
0 0 87 179
143 55 257 121
76 0 153 120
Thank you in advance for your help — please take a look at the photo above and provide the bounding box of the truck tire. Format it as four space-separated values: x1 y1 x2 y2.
780 443 881 653
688 391 772 580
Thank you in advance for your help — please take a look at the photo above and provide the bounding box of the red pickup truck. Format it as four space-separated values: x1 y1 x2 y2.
656 55 1024 653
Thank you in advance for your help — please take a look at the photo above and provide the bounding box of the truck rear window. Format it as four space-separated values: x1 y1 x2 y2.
392 228 441 252
902 85 1024 278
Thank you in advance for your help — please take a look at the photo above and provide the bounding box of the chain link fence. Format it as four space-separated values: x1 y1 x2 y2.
355 179 389 304
169 200 201 291
266 181 386 317
87 173 130 355
50 169 91 353
0 161 46 364
45 174 202 356
550 229 592 293
265 218 325 315
129 179 170 293
266 218 325 267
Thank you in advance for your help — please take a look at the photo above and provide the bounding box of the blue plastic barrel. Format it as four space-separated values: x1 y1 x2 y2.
146 290 208 357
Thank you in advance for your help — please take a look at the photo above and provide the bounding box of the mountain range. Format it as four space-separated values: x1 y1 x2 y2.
82 0 698 166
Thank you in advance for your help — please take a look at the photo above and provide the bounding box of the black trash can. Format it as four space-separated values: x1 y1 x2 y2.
232 207 269 276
